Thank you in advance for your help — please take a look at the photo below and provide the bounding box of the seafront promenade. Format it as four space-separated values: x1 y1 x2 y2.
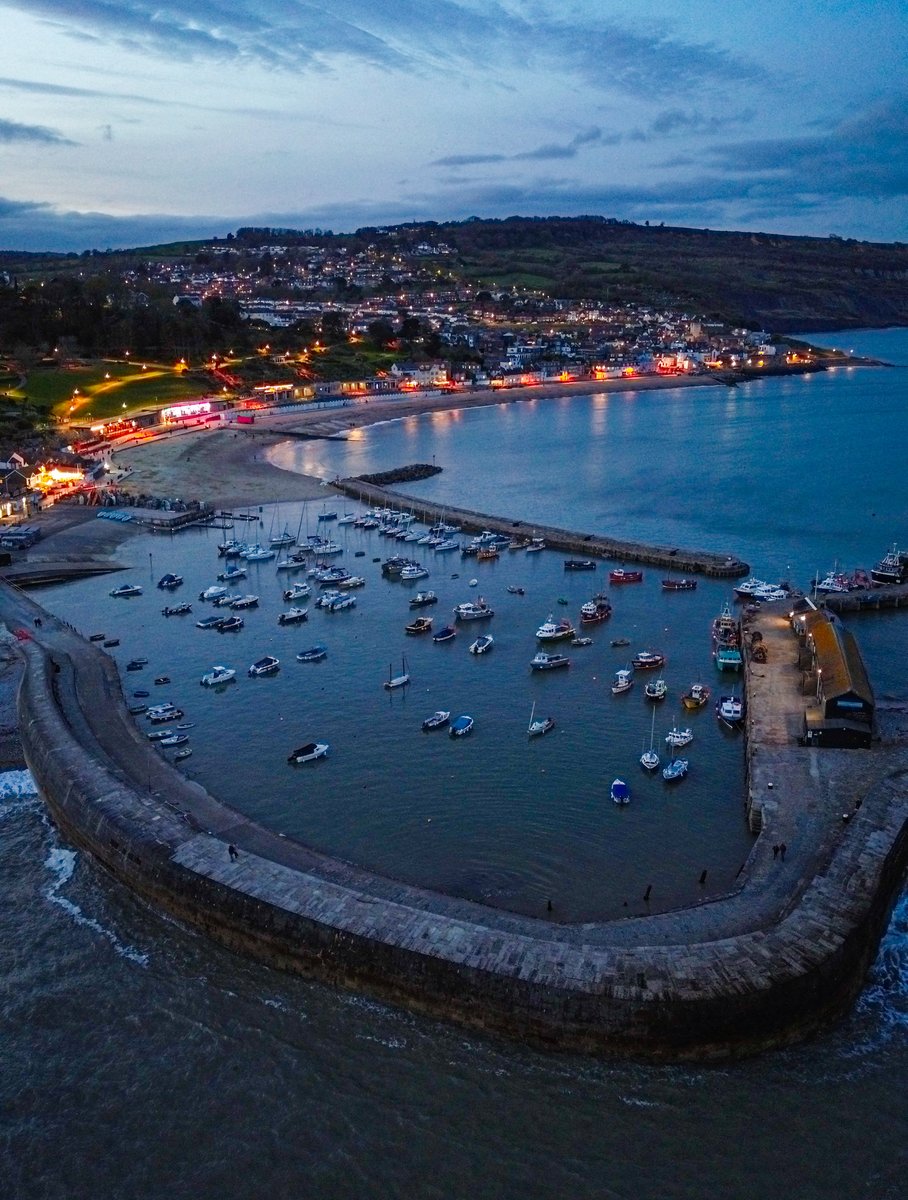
4 563 907 1059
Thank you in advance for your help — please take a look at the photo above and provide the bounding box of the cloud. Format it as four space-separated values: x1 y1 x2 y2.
0 115 74 144
432 127 609 168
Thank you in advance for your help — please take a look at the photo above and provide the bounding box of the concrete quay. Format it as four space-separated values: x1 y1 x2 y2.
4 581 907 1060
336 478 749 578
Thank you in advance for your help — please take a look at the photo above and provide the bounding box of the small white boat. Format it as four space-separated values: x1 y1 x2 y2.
665 725 694 748
278 607 308 625
156 573 183 590
201 664 236 687
662 757 689 782
336 575 365 589
159 733 189 747
287 741 329 764
230 594 259 610
640 709 660 771
384 657 410 690
611 668 634 694
199 585 228 603
400 564 429 581
469 634 494 655
110 583 143 598
327 594 356 611
283 582 311 602
454 598 494 621
409 591 438 608
243 546 277 562
337 513 357 525
610 779 630 805
530 651 570 671
449 714 474 737
217 565 247 582
422 710 450 731
296 645 327 663
536 615 574 641
527 702 555 738
644 678 668 702
248 655 280 677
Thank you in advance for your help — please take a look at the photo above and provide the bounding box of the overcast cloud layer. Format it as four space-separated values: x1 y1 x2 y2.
0 0 905 249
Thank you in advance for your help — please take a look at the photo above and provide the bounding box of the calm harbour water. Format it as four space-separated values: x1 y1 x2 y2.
1 329 906 1198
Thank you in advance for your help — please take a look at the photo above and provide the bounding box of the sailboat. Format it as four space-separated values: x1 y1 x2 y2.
527 701 555 738
383 655 410 690
640 707 660 771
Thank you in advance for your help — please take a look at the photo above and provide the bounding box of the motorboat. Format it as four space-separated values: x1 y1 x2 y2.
609 569 643 584
278 607 309 625
243 546 276 562
157 573 183 590
580 599 612 624
469 634 494 654
631 651 665 670
571 636 593 647
681 683 711 710
525 537 546 553
145 702 177 717
126 658 148 670
610 637 631 648
662 757 688 781
315 566 351 585
662 577 697 591
159 733 189 748
212 593 235 607
384 657 410 689
90 633 106 641
200 667 237 686
216 616 244 632
610 779 630 805
716 694 744 726
527 702 555 737
326 594 356 612
196 615 223 629
296 645 327 663
506 586 525 595
564 559 596 571
230 594 259 610
433 625 457 643
287 742 329 764
400 564 429 581
453 598 494 621
248 655 280 677
199 585 228 603
276 557 308 573
218 565 247 582
611 668 634 694
154 675 170 685
314 590 341 610
530 651 570 671
148 707 184 724
409 590 438 608
422 710 451 731
405 616 433 635
127 703 148 715
162 603 192 617
283 582 311 602
536 615 574 641
336 575 365 589
665 725 694 748
644 678 668 701
110 583 142 598
449 715 474 737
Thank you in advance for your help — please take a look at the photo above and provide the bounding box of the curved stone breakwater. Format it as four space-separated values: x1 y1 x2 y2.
336 479 749 578
5 580 908 1060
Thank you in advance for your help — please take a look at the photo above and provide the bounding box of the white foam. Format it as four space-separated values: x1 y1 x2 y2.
43 845 149 967
0 769 37 799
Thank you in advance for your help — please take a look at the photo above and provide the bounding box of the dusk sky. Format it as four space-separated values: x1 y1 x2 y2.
0 0 905 250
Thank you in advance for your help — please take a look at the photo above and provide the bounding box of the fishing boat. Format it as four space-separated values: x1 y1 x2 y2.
156 573 183 590
422 710 451 731
287 742 329 764
611 668 634 694
661 577 697 592
631 650 665 670
216 615 244 632
610 637 631 648
218 565 247 582
530 651 570 671
148 708 184 724
384 656 410 689
527 702 555 738
110 583 143 598
870 545 907 586
536 615 574 641
278 607 309 625
609 569 643 584
405 616 433 635
640 708 660 771
570 636 593 647
469 634 494 654
409 590 438 608
162 603 192 617
476 546 499 561
564 559 597 571
681 682 711 710
715 644 743 671
230 594 259 610
662 757 689 782
665 724 694 748
644 678 668 701
199 585 228 603
296 645 327 663
580 598 612 623
453 598 494 621
449 715 474 737
525 537 545 553
400 564 429 581
283 582 311 602
433 625 457 643
610 779 630 805
248 655 280 677
712 601 739 648
716 694 744 727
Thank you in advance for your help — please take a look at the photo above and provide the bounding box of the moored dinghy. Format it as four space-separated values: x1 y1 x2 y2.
610 779 630 805
287 742 329 764
449 714 474 737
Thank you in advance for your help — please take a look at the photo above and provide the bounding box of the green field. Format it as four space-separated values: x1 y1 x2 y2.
8 362 211 420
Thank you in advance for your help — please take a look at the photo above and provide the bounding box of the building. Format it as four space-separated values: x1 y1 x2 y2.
794 608 874 748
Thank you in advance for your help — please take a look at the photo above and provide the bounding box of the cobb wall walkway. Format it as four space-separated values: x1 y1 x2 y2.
5 580 907 1059
335 479 749 579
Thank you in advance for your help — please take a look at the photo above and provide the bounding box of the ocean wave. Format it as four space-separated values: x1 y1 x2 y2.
43 846 150 967
851 891 908 1048
0 769 37 799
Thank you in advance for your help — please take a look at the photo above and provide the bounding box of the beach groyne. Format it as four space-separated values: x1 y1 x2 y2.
336 479 749 579
6 579 908 1060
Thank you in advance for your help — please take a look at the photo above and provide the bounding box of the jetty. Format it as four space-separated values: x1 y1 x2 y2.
820 581 908 613
336 477 749 579
4 575 907 1060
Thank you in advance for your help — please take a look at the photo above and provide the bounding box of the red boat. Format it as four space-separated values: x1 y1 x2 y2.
609 569 643 584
